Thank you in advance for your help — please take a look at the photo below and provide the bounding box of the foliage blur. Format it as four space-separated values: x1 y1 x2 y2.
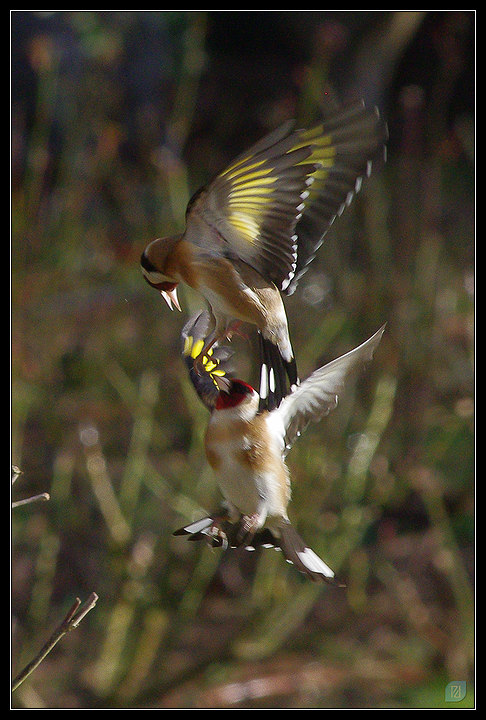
11 11 474 709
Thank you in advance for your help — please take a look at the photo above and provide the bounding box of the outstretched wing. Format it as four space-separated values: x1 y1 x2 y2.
275 324 386 454
186 101 387 293
181 310 234 411
287 104 388 293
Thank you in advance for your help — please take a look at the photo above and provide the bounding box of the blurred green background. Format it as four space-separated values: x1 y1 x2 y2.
11 11 474 709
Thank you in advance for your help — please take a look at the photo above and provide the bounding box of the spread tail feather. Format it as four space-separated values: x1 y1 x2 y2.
275 521 344 585
174 515 344 585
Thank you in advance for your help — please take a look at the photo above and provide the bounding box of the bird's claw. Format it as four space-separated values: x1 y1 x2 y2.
224 321 248 342
235 513 261 546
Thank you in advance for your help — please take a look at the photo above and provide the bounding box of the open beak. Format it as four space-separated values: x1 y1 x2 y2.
160 287 181 312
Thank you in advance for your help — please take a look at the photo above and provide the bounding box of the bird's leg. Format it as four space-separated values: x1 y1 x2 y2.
235 513 263 546
206 515 231 549
206 505 243 548
224 320 248 342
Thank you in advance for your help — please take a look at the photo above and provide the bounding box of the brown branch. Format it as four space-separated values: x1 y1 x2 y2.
12 493 50 509
11 465 50 509
12 592 99 692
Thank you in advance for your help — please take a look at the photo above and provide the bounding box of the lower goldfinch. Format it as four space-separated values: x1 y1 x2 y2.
175 311 385 583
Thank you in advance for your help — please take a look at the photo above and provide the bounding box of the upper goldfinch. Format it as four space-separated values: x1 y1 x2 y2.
175 310 386 583
141 101 388 408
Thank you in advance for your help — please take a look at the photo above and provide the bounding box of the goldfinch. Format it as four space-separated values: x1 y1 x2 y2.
175 310 386 583
141 101 387 408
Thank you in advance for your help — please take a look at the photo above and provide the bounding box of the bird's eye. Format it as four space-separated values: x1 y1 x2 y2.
140 254 172 290
140 251 158 273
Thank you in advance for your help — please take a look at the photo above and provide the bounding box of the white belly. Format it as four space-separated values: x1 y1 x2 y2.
215 448 264 517
205 408 289 522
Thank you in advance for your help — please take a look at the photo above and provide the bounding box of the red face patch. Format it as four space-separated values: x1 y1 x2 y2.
215 381 254 410
143 277 178 292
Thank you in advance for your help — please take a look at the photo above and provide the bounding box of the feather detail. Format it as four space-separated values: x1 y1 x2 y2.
276 521 344 584
173 514 345 585
181 310 235 410
185 101 387 293
276 324 386 453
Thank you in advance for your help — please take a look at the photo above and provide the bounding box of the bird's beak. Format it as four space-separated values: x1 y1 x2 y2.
160 287 181 312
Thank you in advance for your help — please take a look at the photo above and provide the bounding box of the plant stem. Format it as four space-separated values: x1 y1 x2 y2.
12 593 98 692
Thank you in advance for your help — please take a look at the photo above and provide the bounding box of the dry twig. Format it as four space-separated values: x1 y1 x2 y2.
12 593 99 692
11 465 50 509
